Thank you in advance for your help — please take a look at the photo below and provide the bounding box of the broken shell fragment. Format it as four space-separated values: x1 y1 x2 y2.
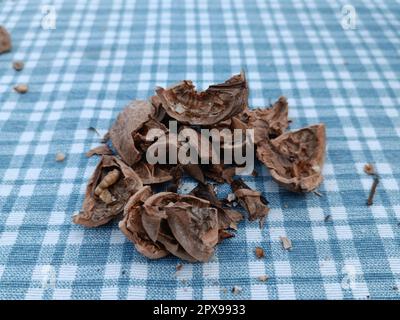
109 100 167 166
119 186 169 259
0 26 12 54
155 71 248 125
231 179 269 227
239 96 289 144
133 192 223 262
189 183 243 231
131 161 172 185
257 124 326 192
86 144 113 158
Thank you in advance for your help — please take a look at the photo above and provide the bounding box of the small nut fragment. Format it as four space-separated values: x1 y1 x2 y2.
13 60 24 71
255 247 265 258
98 189 115 204
55 152 66 162
258 275 269 282
280 236 292 251
14 84 28 94
94 169 120 204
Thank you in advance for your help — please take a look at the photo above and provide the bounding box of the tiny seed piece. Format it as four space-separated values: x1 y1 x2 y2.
14 84 28 94
55 152 65 162
13 60 24 71
176 263 183 271
255 247 265 258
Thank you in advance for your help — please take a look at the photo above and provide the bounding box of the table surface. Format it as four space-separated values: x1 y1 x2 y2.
0 0 399 300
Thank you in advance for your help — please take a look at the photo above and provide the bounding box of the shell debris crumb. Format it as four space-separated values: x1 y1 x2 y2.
280 236 292 251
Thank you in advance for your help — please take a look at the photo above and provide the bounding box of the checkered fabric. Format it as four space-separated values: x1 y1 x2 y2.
0 0 399 300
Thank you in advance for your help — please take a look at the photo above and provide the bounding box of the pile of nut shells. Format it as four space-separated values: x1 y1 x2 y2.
73 71 326 262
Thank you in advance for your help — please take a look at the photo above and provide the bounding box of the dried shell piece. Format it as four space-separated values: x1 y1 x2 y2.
201 164 239 184
142 192 209 242
0 26 12 54
149 95 167 122
218 230 235 242
141 192 220 262
178 126 220 165
166 205 219 262
190 183 221 207
132 118 168 152
189 183 243 231
203 164 225 184
85 144 113 157
109 100 166 166
239 96 289 144
156 71 248 125
257 124 326 192
119 186 169 259
157 226 197 262
231 179 269 227
182 164 205 184
73 155 143 227
131 161 172 185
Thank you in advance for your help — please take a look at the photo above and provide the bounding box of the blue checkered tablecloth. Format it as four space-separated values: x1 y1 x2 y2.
1 0 400 300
